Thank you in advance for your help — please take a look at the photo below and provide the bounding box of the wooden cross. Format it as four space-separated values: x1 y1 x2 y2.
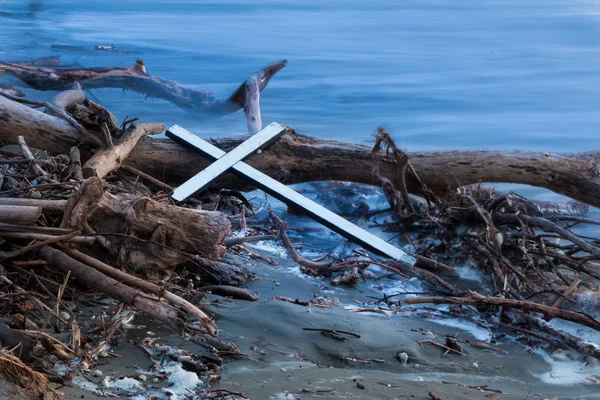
166 123 414 263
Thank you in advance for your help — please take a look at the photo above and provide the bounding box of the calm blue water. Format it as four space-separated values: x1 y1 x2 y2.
2 0 600 152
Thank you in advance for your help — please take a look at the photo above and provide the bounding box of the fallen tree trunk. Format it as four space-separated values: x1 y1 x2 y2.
2 93 599 206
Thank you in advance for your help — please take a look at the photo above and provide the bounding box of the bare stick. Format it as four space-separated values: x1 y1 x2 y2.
82 123 165 179
268 207 332 269
224 234 278 247
419 339 466 356
402 291 600 331
0 230 80 261
38 245 185 332
302 328 361 338
57 246 218 335
17 135 48 178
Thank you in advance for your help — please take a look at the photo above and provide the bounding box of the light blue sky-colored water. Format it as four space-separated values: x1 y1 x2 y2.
1 0 600 152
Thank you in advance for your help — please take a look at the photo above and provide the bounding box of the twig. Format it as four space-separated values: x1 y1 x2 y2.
302 327 361 338
0 230 81 261
224 234 278 247
268 207 332 269
419 339 466 356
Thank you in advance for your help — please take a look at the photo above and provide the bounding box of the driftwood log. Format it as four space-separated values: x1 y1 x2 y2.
0 58 286 115
60 177 230 279
1 94 598 206
0 205 41 225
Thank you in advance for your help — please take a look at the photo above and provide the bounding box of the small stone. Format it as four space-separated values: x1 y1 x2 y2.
98 351 108 358
138 374 147 381
396 352 408 365
92 370 102 377
153 378 159 383
101 377 110 388
30 191 41 199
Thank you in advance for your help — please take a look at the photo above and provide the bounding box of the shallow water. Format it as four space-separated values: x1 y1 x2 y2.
1 0 600 152
2 1 600 398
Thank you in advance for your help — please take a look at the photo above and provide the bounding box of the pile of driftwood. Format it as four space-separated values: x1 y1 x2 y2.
0 56 599 398
271 128 600 362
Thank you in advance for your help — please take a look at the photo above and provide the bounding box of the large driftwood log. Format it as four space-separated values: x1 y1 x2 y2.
2 94 599 206
0 58 286 115
60 177 230 279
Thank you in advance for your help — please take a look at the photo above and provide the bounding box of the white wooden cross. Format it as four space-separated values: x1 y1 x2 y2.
166 123 414 263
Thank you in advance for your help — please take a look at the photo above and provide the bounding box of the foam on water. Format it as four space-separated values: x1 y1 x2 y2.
424 314 492 342
535 347 600 386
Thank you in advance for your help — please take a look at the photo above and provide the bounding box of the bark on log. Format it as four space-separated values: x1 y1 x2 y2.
0 205 41 225
183 256 248 286
132 135 600 208
2 93 599 206
37 245 184 332
61 177 230 279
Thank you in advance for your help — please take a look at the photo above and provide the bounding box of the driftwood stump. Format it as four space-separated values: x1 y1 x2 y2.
60 178 230 279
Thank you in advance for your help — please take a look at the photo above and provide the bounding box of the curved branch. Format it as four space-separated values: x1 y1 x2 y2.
0 58 286 114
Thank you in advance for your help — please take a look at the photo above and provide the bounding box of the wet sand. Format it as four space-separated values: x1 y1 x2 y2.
54 254 599 399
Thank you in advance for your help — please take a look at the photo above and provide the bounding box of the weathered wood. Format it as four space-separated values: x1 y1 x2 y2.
133 132 600 208
2 93 599 206
0 231 94 244
0 58 286 114
37 245 185 332
0 205 41 225
183 256 248 286
61 178 230 278
82 122 165 179
0 198 67 213
244 75 261 133
68 146 84 180
58 246 218 335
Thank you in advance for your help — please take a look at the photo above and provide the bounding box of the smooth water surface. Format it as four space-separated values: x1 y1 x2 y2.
1 0 600 152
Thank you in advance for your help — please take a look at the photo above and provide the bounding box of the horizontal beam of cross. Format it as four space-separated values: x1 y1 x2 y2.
166 124 414 263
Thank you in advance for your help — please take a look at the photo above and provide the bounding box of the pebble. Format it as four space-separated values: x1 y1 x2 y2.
138 374 147 381
98 351 109 358
93 370 102 377
153 378 159 383
102 377 110 389
396 352 408 365
30 191 41 199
